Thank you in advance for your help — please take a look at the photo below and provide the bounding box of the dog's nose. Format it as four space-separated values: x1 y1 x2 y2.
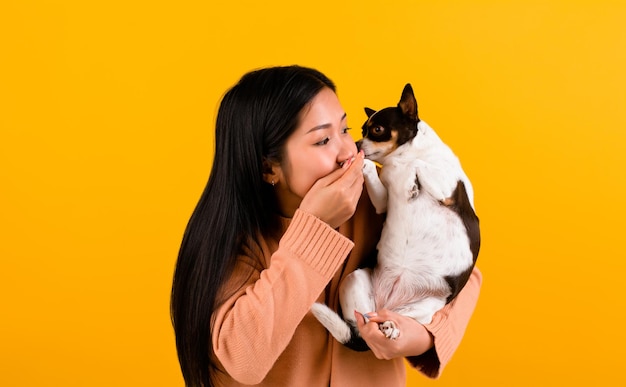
355 140 363 151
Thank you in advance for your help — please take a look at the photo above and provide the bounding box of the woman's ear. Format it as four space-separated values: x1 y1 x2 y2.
262 158 280 186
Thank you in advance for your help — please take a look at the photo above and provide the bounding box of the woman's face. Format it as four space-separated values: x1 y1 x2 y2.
272 87 358 217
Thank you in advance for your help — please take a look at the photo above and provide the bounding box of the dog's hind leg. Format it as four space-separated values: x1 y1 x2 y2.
339 268 376 326
397 296 447 326
311 269 376 351
378 297 446 340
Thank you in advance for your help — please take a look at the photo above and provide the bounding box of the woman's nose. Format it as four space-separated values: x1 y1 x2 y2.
337 138 357 166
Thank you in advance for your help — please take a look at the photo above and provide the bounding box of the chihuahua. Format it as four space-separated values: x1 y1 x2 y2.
311 84 480 350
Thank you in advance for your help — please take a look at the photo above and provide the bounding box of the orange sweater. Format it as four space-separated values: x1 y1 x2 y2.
211 193 482 386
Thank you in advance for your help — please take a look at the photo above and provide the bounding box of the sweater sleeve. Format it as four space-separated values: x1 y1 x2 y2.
407 266 483 378
211 209 354 385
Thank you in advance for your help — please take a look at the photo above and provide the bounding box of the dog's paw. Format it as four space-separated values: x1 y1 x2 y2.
412 160 460 202
379 320 400 340
362 159 378 178
408 182 419 200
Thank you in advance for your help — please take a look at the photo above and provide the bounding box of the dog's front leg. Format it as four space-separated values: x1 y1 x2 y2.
412 159 457 203
362 159 387 214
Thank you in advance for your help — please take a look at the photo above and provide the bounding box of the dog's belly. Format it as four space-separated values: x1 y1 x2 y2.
373 196 473 311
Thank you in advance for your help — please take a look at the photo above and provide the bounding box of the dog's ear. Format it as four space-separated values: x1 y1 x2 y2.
364 107 376 118
398 83 419 121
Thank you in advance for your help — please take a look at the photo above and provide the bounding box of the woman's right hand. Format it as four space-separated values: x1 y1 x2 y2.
299 151 365 229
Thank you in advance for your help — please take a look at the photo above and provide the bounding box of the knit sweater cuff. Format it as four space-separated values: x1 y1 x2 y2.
420 307 454 378
279 209 354 279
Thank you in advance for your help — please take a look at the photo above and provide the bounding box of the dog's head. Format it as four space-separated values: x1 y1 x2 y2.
358 83 420 163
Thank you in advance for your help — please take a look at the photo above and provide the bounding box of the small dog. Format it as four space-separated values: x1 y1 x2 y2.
311 84 480 350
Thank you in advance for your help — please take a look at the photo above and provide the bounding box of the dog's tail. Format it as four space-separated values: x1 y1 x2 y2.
310 303 369 351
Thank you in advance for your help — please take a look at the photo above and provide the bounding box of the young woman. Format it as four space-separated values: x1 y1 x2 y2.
171 65 482 386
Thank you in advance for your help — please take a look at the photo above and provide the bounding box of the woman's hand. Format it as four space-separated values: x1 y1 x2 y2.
354 309 434 360
299 151 365 229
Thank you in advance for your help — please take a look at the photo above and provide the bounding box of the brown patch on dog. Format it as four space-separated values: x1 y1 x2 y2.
440 197 455 206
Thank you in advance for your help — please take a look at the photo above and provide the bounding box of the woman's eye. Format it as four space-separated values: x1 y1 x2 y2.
315 137 330 146
342 127 352 134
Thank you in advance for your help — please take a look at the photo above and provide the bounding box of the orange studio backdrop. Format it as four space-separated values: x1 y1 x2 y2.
1 1 625 386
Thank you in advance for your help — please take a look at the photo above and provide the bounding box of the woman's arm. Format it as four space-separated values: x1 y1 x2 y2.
211 209 354 385
407 266 483 378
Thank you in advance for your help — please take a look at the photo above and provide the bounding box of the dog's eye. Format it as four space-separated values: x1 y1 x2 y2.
373 126 384 134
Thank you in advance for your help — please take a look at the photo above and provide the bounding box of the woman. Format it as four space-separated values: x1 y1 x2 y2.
171 65 482 386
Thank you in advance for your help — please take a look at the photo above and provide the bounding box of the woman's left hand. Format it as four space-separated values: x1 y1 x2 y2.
354 309 434 360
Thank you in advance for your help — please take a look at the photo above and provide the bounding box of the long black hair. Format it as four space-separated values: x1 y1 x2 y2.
170 66 336 386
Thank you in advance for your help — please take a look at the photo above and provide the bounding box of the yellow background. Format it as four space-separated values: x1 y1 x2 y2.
1 0 625 386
